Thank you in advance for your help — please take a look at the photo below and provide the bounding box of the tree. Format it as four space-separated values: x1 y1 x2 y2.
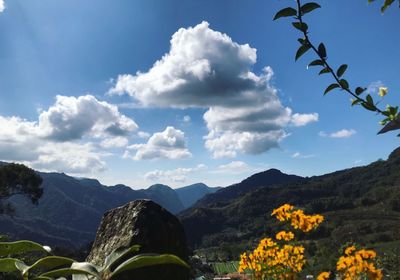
273 0 400 135
0 163 43 214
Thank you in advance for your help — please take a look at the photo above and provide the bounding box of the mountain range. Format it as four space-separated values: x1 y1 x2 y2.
0 168 219 248
179 147 400 266
1 146 399 265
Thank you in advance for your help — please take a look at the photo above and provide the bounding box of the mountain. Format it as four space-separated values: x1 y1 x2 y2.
179 148 400 263
175 183 221 208
145 184 185 214
193 168 304 208
0 171 190 248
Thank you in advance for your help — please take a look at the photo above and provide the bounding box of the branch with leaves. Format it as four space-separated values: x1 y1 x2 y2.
273 1 400 135
369 0 400 13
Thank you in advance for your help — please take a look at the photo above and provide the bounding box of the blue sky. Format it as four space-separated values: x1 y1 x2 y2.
0 0 398 188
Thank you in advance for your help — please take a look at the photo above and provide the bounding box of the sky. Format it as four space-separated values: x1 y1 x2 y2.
0 0 399 189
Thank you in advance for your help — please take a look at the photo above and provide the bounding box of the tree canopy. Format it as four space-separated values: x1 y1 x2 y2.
0 163 43 214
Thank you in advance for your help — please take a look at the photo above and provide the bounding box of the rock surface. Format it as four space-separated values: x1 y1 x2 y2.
86 199 190 280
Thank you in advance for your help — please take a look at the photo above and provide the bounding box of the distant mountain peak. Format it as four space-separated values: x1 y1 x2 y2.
148 184 173 191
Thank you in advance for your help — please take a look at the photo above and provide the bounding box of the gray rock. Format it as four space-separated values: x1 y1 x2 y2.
86 199 190 280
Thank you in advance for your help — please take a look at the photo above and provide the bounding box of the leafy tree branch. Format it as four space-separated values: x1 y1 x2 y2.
274 1 400 135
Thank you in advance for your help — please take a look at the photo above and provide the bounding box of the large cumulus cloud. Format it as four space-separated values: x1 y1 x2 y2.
0 95 138 174
110 21 317 158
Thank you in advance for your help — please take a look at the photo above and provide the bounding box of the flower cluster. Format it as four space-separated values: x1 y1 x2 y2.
238 235 305 279
271 204 324 232
239 205 324 279
316 271 330 280
239 204 382 280
336 246 382 280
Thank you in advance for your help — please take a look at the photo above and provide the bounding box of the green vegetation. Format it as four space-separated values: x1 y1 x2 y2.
181 147 400 276
273 0 400 135
0 240 189 280
0 163 43 215
211 261 238 275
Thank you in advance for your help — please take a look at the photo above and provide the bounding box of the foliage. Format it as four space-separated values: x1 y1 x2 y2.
336 245 382 279
273 0 400 135
0 163 43 214
182 148 400 265
211 261 239 275
238 204 382 279
0 240 189 280
368 0 400 12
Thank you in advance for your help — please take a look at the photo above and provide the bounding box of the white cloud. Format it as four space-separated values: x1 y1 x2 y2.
331 129 356 138
319 129 356 138
290 113 319 127
124 126 191 160
183 115 191 123
136 131 150 139
215 161 249 173
0 95 138 174
0 0 4 12
292 152 315 159
145 164 206 183
109 22 315 158
100 136 129 148
38 95 138 141
33 142 107 174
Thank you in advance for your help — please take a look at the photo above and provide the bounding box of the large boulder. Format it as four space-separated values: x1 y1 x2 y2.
86 199 190 280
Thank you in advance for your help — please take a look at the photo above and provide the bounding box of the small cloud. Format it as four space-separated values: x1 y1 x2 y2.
124 126 191 160
212 161 250 174
290 113 319 127
138 131 150 139
354 159 363 164
292 152 315 159
330 129 356 138
319 129 356 138
0 0 4 12
318 131 327 137
145 164 207 183
183 115 191 123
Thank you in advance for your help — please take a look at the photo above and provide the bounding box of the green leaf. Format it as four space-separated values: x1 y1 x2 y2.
0 240 50 256
300 2 321 15
22 256 75 277
351 99 362 106
292 22 308 32
355 87 366 95
297 38 306 45
295 44 311 61
324 83 340 95
339 79 349 89
308 59 324 67
382 0 395 12
366 94 374 104
318 43 327 58
378 119 400 134
104 245 141 271
39 262 100 279
273 7 297 20
72 275 90 280
0 258 20 272
318 68 330 75
361 102 376 111
336 64 348 78
110 254 189 279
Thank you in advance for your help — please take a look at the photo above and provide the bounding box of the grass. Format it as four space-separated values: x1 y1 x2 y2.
211 261 239 275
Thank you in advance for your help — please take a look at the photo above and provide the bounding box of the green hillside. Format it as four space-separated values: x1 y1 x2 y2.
180 147 400 272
